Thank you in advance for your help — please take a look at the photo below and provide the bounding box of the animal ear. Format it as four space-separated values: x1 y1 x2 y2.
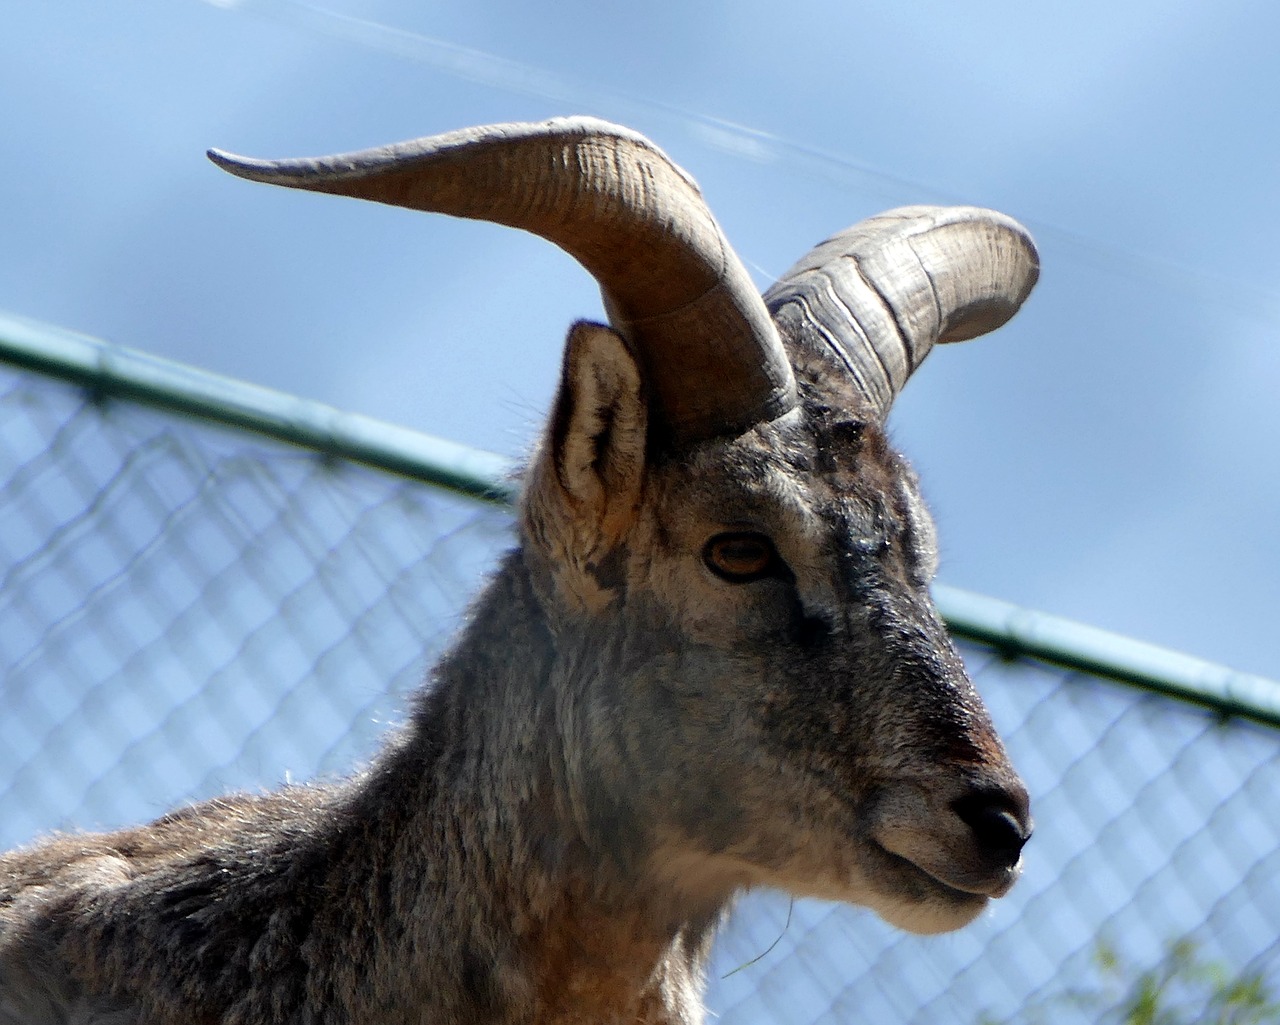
530 321 648 547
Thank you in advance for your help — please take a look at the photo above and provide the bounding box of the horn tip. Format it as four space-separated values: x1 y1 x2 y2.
928 206 1041 343
207 147 270 183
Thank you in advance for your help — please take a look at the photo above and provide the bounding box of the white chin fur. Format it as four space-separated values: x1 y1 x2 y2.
873 891 989 935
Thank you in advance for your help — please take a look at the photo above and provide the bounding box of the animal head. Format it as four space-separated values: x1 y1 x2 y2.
210 118 1037 934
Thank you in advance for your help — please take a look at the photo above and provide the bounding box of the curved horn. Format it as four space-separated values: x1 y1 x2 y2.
209 117 796 446
763 206 1039 420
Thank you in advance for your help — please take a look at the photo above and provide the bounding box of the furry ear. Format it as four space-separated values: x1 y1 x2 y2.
549 321 647 536
523 322 648 611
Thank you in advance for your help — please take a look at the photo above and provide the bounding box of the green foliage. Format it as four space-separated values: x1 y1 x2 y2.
981 936 1280 1025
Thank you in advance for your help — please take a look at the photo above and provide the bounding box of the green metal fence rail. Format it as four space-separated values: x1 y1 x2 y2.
0 311 516 506
4 309 1279 1025
4 308 1275 728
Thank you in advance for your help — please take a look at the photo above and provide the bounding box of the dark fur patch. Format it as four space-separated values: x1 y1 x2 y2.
460 944 502 1014
585 544 628 594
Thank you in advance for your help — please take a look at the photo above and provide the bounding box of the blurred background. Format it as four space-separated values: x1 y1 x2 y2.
4 4 1280 1021
3 0 1277 677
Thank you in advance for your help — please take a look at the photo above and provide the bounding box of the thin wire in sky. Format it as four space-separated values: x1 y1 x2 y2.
202 0 1279 324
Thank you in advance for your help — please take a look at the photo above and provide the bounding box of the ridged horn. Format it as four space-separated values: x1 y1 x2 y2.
208 117 796 446
763 206 1039 420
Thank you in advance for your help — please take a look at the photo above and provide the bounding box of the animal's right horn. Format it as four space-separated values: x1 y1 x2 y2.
764 206 1039 420
209 117 796 447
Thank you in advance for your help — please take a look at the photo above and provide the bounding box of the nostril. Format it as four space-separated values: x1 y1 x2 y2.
952 791 1032 862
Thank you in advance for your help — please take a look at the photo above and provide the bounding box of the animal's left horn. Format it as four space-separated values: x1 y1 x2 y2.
209 117 796 447
764 206 1039 420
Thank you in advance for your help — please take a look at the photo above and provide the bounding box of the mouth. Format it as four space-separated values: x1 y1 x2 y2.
874 834 1022 894
870 839 987 898
861 838 1019 934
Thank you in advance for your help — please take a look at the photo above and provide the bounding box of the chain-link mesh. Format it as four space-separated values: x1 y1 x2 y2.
3 359 1277 1023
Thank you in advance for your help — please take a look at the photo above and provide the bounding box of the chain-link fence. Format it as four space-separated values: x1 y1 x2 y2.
3 322 1279 1024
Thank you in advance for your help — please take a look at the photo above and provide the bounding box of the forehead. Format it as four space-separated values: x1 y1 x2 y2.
655 402 908 534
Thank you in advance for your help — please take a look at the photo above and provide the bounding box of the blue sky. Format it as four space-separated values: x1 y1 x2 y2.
3 0 1277 677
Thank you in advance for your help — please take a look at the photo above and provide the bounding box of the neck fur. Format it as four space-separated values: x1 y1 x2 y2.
341 552 723 1024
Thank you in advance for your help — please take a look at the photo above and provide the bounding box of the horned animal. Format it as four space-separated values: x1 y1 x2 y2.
0 117 1038 1025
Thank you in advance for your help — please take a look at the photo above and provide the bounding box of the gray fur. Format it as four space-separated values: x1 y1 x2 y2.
1 131 1035 1025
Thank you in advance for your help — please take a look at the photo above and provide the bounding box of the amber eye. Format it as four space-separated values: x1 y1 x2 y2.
703 532 782 583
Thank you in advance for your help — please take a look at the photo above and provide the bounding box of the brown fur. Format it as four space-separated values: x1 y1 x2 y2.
0 319 1029 1024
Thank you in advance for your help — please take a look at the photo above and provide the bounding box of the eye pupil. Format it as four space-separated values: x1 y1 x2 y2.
704 533 776 582
717 540 768 572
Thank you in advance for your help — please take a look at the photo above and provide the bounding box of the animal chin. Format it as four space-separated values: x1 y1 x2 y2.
865 840 993 935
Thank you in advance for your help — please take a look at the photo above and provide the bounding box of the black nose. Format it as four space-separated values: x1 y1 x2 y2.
952 786 1033 864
